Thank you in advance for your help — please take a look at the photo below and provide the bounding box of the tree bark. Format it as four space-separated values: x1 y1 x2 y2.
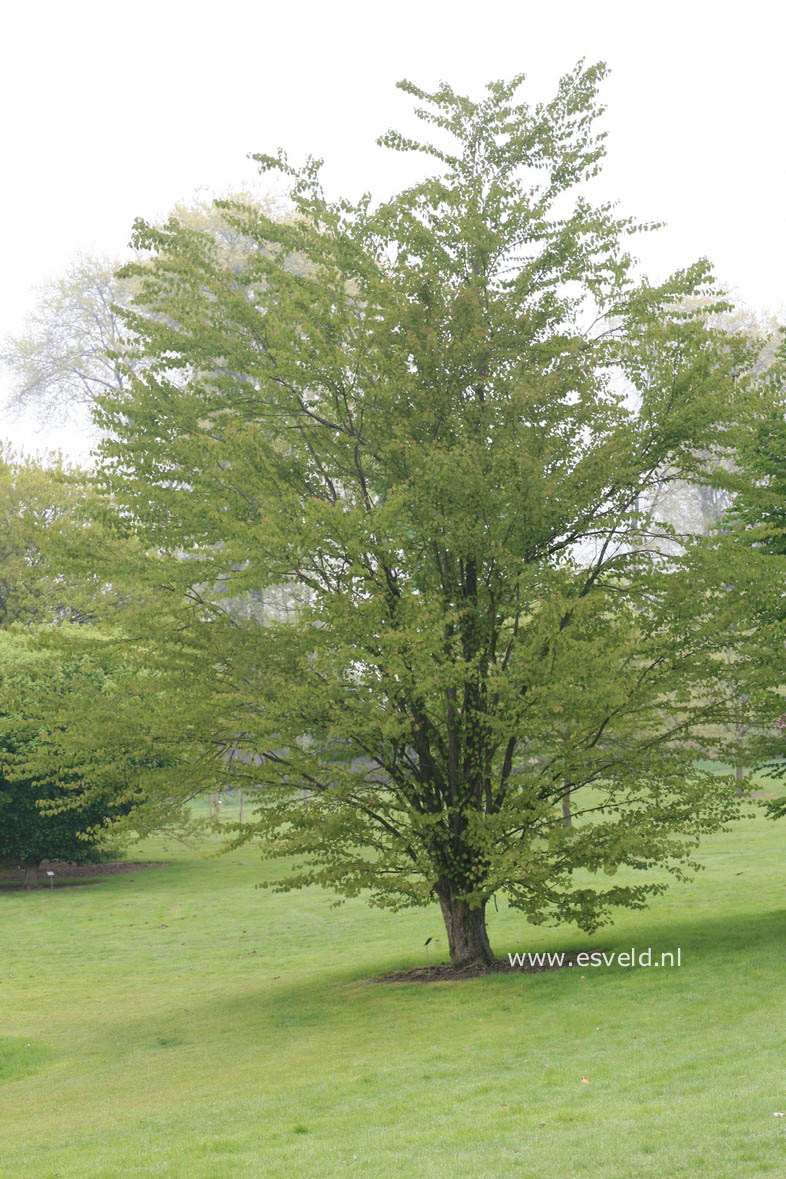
23 864 39 890
735 764 744 797
562 781 572 827
436 881 495 969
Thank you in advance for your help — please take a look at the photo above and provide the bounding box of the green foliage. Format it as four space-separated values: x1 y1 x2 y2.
723 331 786 813
0 628 190 875
0 450 95 626
0 769 115 872
0 631 123 870
729 333 786 560
0 453 202 876
72 64 781 962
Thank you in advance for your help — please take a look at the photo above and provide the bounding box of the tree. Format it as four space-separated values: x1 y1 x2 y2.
0 451 194 883
646 308 783 538
0 194 290 431
639 312 786 798
728 335 786 563
0 447 159 637
723 333 786 813
0 620 198 887
0 631 126 887
0 448 109 626
82 64 776 968
0 256 136 428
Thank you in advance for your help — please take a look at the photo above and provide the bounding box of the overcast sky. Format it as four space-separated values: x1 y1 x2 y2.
2 0 784 460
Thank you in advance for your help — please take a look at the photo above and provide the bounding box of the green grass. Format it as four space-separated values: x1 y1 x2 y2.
2 795 786 1177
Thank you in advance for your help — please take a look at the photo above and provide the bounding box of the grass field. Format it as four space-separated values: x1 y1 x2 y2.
3 793 786 1177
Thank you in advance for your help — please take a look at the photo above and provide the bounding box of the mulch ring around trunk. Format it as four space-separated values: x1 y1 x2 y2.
0 861 167 891
375 952 592 983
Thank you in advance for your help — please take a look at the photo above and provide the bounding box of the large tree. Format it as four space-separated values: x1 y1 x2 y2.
87 64 775 968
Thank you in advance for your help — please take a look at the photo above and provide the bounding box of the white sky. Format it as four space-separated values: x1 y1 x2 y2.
2 0 784 460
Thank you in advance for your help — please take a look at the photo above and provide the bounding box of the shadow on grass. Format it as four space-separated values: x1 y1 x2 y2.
88 899 786 1067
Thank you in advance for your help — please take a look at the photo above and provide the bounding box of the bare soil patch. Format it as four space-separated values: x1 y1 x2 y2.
0 861 167 891
376 952 590 983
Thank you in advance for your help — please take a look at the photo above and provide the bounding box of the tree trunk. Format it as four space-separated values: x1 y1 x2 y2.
23 864 39 890
436 881 495 969
562 781 572 827
735 764 744 797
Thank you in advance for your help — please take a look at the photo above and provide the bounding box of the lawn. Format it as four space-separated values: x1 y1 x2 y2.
2 793 786 1177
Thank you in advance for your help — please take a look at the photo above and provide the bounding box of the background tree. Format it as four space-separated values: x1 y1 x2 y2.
646 308 783 537
0 193 290 432
648 313 786 795
0 255 136 425
0 448 195 881
0 631 127 887
728 332 786 561
71 64 780 969
0 448 112 626
0 621 199 887
722 333 786 812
